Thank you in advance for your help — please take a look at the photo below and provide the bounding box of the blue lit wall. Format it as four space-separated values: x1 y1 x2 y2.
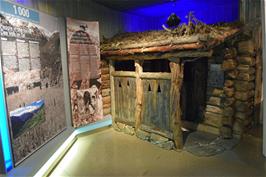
124 0 239 32
0 62 13 172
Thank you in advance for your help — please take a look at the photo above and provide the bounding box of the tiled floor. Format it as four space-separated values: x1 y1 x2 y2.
50 127 266 177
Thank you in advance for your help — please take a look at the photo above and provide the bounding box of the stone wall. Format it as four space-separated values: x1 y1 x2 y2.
204 27 261 139
220 40 257 138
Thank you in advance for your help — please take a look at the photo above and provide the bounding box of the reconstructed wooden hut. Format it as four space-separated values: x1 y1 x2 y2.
101 22 261 150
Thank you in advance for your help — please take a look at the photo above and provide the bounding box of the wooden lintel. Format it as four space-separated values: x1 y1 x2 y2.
103 50 213 61
102 43 203 56
111 71 136 78
140 72 171 80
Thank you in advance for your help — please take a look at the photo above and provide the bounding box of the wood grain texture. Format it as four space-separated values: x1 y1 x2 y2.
114 77 136 126
141 79 171 132
135 60 143 129
104 50 213 61
169 61 183 149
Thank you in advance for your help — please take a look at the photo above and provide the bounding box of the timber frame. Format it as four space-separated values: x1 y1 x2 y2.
107 54 212 149
101 24 259 149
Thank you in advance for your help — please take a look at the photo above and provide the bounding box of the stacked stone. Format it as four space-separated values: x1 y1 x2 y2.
101 59 111 115
233 40 256 136
204 87 224 128
221 47 238 139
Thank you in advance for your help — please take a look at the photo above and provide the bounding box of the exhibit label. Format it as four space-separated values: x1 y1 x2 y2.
0 1 39 24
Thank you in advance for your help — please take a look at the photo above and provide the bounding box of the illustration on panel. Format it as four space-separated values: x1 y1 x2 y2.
0 7 67 164
67 18 103 128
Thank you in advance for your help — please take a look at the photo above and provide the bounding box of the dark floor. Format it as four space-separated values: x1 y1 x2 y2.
50 127 266 177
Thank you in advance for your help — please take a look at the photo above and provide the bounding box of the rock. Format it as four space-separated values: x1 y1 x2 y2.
207 97 222 106
136 129 150 141
235 101 253 112
222 59 237 71
235 110 253 120
224 80 234 87
237 65 255 74
223 97 235 107
224 87 234 97
220 126 233 139
238 73 255 81
222 116 233 126
206 105 223 114
224 48 237 59
112 123 121 132
204 112 223 127
158 141 175 150
207 88 224 97
124 125 135 136
150 133 169 144
234 81 255 91
244 117 253 126
226 70 239 79
238 56 255 66
233 119 244 135
116 122 126 130
223 107 234 117
235 91 255 101
238 40 255 54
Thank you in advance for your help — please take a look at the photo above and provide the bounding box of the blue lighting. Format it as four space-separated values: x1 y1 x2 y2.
123 0 239 32
0 62 13 172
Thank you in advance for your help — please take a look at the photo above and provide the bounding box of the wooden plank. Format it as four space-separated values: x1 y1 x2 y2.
104 50 213 61
141 79 171 132
103 96 111 105
102 88 111 97
103 108 111 115
103 103 111 109
101 67 110 75
254 54 262 125
101 74 110 82
102 43 204 56
111 71 136 78
114 77 136 125
140 72 171 80
109 60 115 123
135 60 143 130
169 60 183 149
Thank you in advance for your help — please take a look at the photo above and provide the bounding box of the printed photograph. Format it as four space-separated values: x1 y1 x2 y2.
67 18 103 128
0 12 67 164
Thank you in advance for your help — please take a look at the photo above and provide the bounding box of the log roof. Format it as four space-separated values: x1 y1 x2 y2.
101 23 241 57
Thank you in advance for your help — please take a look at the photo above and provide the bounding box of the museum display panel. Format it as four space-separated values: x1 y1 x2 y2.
0 1 67 164
67 18 103 128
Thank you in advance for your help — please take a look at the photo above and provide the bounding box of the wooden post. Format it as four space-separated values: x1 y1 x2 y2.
135 60 143 130
169 59 184 149
109 60 116 124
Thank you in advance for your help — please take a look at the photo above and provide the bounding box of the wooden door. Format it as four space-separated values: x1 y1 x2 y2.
114 77 136 126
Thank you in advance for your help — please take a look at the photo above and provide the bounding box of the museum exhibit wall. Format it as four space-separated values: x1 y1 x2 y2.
10 0 162 36
0 0 162 175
